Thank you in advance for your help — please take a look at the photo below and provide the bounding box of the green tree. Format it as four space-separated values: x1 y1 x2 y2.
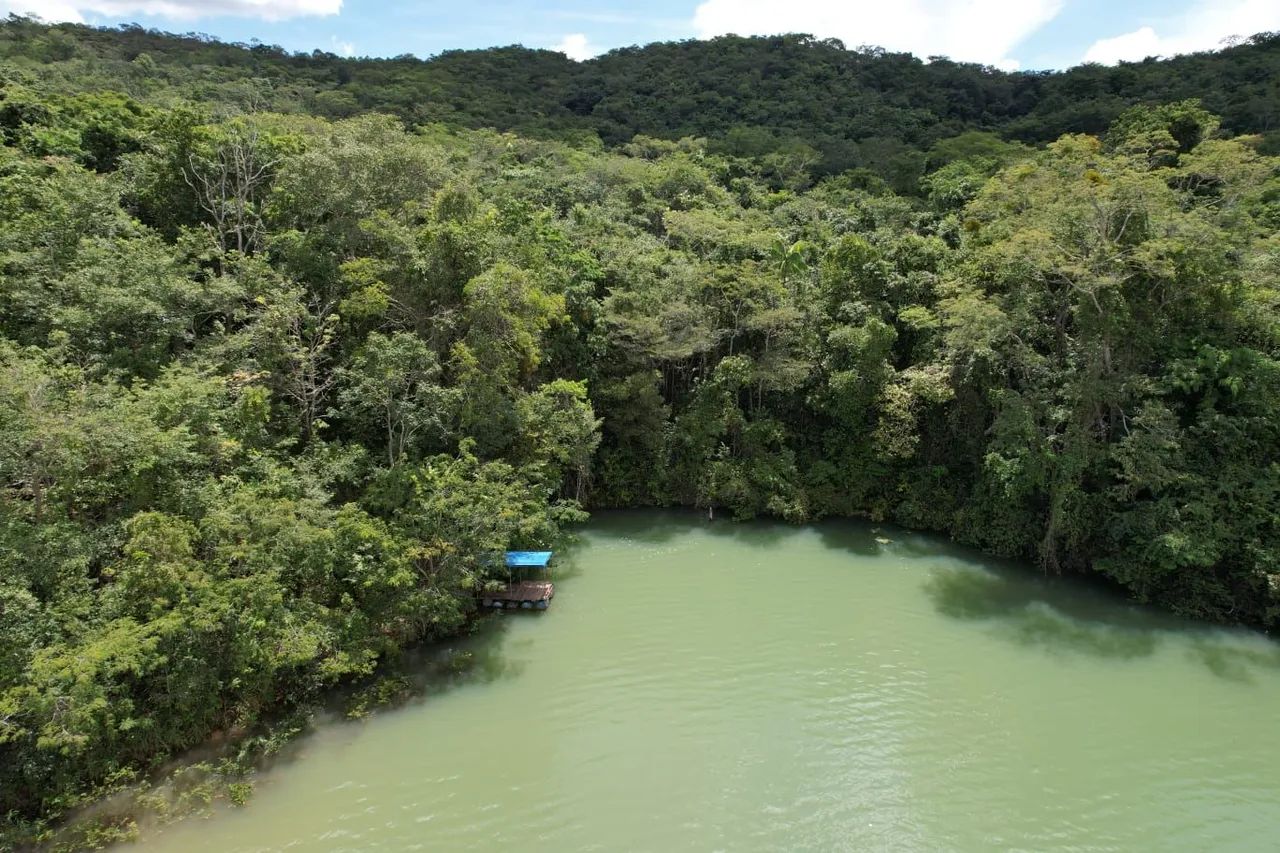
339 332 454 467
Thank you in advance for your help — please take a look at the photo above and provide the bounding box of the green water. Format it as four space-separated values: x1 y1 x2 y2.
130 511 1280 851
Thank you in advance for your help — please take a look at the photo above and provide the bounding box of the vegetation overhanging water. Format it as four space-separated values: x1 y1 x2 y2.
1 19 1278 846
121 512 1280 852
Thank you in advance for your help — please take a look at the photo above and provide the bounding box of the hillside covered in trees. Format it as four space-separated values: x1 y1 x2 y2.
2 16 1279 185
0 17 1278 847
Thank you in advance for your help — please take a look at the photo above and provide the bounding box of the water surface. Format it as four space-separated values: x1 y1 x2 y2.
130 511 1280 851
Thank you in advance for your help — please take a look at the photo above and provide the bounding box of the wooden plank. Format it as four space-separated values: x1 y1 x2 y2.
486 580 554 603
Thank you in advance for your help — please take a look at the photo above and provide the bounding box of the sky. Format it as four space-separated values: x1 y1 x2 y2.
1 0 1277 71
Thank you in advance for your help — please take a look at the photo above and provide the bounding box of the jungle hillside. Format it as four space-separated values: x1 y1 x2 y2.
1 16 1279 846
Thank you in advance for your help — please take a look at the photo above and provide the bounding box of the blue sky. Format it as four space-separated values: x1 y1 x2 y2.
3 0 1277 71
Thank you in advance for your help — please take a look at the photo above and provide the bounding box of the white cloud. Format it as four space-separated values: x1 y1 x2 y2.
552 32 597 62
1 0 85 21
1082 27 1162 65
691 0 1064 69
0 0 340 23
1083 0 1279 65
330 34 354 56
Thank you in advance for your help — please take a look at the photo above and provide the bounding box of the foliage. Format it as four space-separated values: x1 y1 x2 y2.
2 20 1279 182
0 19 1277 845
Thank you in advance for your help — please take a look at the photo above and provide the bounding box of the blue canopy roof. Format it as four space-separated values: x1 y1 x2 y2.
505 551 553 568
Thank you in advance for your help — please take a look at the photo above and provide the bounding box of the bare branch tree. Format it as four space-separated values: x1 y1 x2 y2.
280 297 340 444
183 123 279 255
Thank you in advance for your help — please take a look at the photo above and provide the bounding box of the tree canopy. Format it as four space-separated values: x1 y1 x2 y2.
3 17 1279 181
0 17 1278 848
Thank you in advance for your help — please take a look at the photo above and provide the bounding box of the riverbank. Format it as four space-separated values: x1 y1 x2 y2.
111 511 1280 852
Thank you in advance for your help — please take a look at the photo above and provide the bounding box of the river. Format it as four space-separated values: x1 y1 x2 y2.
127 511 1280 851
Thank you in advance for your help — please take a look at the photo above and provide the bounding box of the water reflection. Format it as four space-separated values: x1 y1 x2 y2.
580 508 700 544
376 613 526 706
584 507 796 548
596 509 1280 686
1186 637 1280 684
925 563 1280 680
813 519 884 557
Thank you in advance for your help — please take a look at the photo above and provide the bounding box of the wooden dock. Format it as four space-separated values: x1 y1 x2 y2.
481 580 555 611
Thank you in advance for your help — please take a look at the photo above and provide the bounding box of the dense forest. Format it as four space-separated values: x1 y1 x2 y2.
3 16 1279 184
1 16 1278 847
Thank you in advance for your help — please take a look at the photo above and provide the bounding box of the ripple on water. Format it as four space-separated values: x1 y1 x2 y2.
123 512 1280 853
